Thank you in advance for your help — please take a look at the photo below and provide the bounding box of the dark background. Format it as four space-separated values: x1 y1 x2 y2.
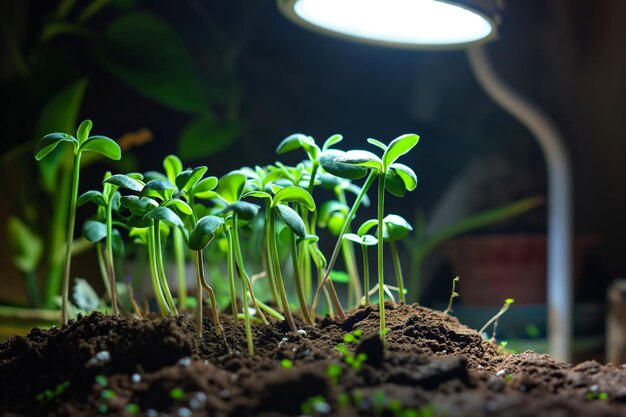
1 0 625 307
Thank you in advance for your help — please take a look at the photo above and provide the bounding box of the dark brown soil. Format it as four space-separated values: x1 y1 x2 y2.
1 303 625 416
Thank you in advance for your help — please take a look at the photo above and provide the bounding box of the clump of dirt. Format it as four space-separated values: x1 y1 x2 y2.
0 303 624 417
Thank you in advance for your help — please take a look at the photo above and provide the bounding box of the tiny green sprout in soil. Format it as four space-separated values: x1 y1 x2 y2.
34 122 424 351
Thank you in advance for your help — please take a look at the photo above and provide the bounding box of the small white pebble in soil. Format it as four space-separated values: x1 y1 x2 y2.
86 351 111 368
477 365 484 369
590 384 599 392
278 337 289 347
178 357 191 367
297 329 307 337
189 399 201 410
203 360 209 365
146 409 158 417
496 369 507 378
131 373 141 383
195 392 207 403
177 407 192 417
440 350 447 354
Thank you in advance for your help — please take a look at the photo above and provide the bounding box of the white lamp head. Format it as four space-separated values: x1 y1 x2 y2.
277 0 501 49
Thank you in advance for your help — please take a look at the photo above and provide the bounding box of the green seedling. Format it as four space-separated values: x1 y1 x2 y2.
300 395 331 416
326 363 342 385
34 119 121 325
188 215 224 337
381 214 413 303
246 185 316 332
280 358 293 369
328 134 419 337
169 387 185 401
443 276 460 315
343 222 378 306
336 331 367 371
79 171 126 316
479 298 515 342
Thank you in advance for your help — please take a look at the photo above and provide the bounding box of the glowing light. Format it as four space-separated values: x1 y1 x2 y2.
287 0 494 48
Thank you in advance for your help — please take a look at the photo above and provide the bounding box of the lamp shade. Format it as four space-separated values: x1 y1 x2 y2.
277 0 500 49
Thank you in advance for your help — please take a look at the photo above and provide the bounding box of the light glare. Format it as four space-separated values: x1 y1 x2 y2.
292 0 494 47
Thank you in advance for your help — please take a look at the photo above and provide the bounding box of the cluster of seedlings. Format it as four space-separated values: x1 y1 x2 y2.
35 120 421 352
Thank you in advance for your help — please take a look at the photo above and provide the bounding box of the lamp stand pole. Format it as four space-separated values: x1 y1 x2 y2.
466 45 573 362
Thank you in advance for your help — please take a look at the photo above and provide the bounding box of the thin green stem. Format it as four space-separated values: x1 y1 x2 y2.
148 224 169 316
60 153 81 325
196 250 222 336
105 202 118 316
226 230 239 323
377 171 386 338
195 251 203 337
173 227 187 311
269 207 298 333
362 245 370 306
311 170 376 314
255 298 285 321
96 243 111 302
232 214 254 354
154 220 178 315
264 207 280 308
232 215 268 325
290 233 313 324
388 237 404 303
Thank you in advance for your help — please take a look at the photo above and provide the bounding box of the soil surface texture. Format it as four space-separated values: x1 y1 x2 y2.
1 302 625 417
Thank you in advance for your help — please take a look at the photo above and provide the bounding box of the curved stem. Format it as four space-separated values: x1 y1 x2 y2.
196 250 222 336
377 171 386 338
96 243 112 303
61 153 81 325
269 207 298 333
154 220 178 315
231 214 254 354
105 202 118 316
264 207 280 308
290 233 313 324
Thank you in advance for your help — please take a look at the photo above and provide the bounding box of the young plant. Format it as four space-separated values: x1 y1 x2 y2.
479 298 515 342
246 185 316 332
78 171 126 315
188 215 224 337
341 223 378 306
34 119 121 324
335 134 419 337
443 276 460 315
381 214 413 303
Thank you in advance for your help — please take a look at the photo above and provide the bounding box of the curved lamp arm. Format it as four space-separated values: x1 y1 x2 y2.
466 45 573 362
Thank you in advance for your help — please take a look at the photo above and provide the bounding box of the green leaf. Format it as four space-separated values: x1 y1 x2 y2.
275 204 306 238
273 186 315 211
217 171 246 204
319 149 368 180
146 206 184 228
77 190 106 207
82 220 107 242
178 117 241 160
382 134 419 168
227 201 259 221
104 174 144 192
385 167 407 197
367 138 387 151
188 215 224 250
34 78 87 192
111 228 125 256
140 179 176 200
120 195 158 214
34 133 77 161
7 217 43 273
99 12 210 114
335 150 383 172
163 154 183 184
80 136 121 160
276 133 307 154
191 176 218 197
318 201 348 226
176 166 207 193
381 214 412 240
330 270 350 284
76 120 93 145
243 190 272 200
127 214 152 228
163 198 193 215
389 163 418 191
110 191 122 211
342 233 363 245
322 134 343 152
361 235 378 246
357 219 378 236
